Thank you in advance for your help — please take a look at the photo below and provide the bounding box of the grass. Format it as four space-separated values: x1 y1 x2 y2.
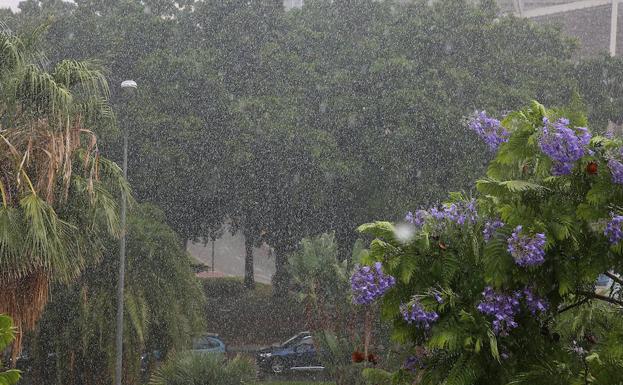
255 382 334 385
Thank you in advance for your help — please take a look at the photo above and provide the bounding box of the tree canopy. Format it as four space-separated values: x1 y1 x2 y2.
357 101 623 384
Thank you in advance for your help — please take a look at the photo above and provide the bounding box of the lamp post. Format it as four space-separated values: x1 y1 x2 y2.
115 79 137 385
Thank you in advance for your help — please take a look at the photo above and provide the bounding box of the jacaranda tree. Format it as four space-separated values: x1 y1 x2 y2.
355 101 623 384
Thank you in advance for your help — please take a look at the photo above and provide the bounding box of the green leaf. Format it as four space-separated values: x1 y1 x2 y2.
0 370 21 385
357 221 396 239
428 329 460 351
0 315 14 351
487 329 500 363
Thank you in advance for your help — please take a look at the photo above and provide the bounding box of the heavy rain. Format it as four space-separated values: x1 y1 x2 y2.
1 1 623 385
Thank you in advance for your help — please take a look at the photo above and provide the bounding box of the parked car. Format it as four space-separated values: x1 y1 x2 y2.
191 333 227 354
256 332 324 375
140 333 226 374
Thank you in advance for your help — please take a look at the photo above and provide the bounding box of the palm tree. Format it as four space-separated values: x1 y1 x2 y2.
0 28 127 356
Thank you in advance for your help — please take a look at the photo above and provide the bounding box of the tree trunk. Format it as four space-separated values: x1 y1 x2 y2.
211 237 216 272
336 228 356 262
272 246 290 298
243 234 255 289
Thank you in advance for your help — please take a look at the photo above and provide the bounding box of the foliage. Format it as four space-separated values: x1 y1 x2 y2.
4 0 599 279
288 233 359 331
148 353 255 385
0 27 126 354
315 330 366 385
201 277 304 346
358 102 623 384
0 315 20 385
28 204 205 385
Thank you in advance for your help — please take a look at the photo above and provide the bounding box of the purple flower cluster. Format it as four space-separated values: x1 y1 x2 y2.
539 117 591 176
507 226 546 267
607 159 623 184
477 287 521 336
483 220 504 242
522 287 549 315
468 111 509 151
605 213 623 244
401 301 439 329
477 287 548 336
350 262 396 305
428 199 478 225
403 356 423 373
405 209 428 227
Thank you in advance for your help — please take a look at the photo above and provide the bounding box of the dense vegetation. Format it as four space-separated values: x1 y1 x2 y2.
0 27 126 357
201 278 304 346
0 29 205 385
357 102 623 384
4 0 622 292
1 0 623 384
28 205 205 385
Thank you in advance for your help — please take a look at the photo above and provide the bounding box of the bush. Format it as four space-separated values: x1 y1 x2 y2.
201 278 305 346
359 102 623 384
149 353 254 385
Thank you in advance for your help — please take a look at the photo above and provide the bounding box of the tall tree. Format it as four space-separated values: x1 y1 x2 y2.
29 204 205 385
0 29 126 354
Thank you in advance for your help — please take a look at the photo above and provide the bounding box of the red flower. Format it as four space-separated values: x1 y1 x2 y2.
351 351 365 363
367 353 378 364
586 162 598 175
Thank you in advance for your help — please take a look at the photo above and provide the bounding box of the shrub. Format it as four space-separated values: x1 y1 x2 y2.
201 278 304 346
357 102 623 384
149 353 255 385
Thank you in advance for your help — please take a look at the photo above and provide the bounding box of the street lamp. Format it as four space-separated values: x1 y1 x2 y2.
115 79 137 385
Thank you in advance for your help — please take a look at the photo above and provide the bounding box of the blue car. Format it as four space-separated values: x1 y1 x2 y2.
256 332 324 375
140 334 225 375
191 333 227 354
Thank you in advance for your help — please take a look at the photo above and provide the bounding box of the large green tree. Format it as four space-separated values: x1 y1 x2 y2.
0 28 126 354
5 0 616 294
29 204 205 385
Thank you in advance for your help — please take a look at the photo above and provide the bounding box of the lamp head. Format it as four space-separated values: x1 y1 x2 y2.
120 80 137 95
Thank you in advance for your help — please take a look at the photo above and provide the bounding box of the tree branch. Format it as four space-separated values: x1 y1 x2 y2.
556 297 589 315
577 291 623 307
604 271 623 286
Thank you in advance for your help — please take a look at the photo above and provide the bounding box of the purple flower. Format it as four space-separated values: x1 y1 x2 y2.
522 287 549 315
607 159 623 184
350 262 396 305
605 213 623 244
433 293 444 304
401 301 439 329
551 162 574 176
403 356 422 373
507 226 546 267
405 211 414 223
477 287 521 336
406 210 428 227
539 117 591 176
468 111 509 151
483 220 504 242
428 199 478 226
478 287 548 336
